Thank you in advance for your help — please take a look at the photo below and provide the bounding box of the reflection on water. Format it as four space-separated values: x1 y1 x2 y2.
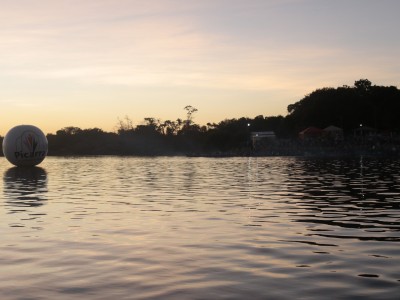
3 166 48 227
3 166 48 206
0 157 399 299
286 158 400 240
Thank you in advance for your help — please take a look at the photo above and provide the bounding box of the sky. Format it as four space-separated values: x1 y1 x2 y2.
0 0 399 135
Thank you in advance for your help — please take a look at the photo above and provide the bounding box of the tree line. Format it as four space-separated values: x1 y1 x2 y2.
1 79 400 156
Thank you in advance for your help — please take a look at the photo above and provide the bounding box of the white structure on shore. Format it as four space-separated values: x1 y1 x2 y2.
251 131 276 150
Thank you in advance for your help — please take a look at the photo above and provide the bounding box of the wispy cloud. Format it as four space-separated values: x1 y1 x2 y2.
0 3 348 95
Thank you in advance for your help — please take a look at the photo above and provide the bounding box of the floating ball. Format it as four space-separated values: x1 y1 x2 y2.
2 125 48 167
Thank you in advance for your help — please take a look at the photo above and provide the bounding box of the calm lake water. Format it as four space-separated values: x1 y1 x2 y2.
1 156 399 299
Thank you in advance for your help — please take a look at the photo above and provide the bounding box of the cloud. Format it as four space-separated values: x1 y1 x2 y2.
0 1 398 97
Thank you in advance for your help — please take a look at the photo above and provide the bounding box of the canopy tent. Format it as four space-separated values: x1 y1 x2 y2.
299 127 323 139
323 125 343 133
323 125 344 140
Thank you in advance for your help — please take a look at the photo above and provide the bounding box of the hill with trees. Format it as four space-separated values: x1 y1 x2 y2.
286 79 400 134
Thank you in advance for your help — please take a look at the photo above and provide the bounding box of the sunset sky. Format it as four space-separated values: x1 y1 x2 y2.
1 0 399 135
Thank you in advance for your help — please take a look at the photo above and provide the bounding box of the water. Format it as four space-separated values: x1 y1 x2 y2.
1 156 399 299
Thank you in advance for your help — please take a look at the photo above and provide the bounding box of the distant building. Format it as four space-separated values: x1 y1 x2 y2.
323 125 344 141
299 127 323 140
353 125 376 137
251 131 276 150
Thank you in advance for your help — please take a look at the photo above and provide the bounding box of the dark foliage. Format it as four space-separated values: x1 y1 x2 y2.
286 79 400 134
1 80 400 156
43 115 284 156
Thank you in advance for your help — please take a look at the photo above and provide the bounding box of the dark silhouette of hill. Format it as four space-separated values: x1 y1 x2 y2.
286 79 400 134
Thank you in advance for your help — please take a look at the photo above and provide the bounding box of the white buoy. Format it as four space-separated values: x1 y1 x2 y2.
2 125 48 167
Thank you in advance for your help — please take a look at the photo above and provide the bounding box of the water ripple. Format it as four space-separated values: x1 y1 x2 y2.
1 156 400 299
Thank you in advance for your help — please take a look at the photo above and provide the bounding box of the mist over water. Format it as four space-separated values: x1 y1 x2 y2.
1 156 399 299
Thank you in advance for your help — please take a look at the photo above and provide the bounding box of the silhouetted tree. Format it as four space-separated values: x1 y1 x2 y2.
354 78 372 92
116 116 134 134
286 79 400 134
183 105 198 126
56 126 82 136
